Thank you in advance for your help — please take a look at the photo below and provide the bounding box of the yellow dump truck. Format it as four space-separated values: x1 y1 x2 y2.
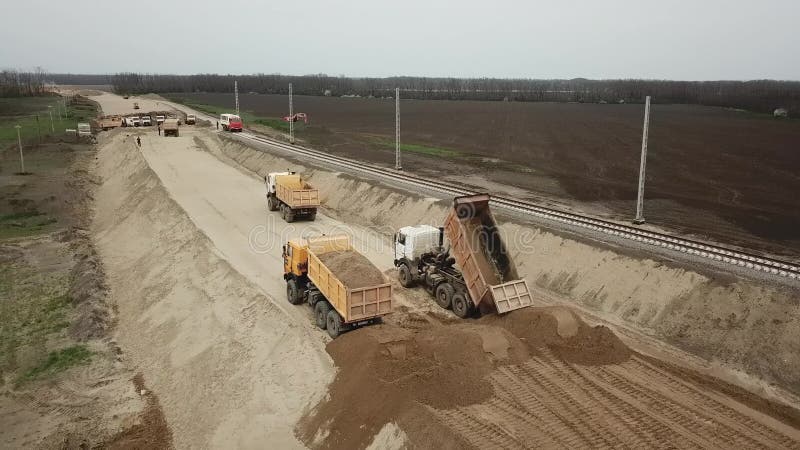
162 118 179 137
93 115 123 131
265 171 320 222
284 235 392 338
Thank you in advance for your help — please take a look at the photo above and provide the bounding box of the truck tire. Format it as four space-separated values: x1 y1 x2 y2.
434 283 454 309
326 310 343 338
268 196 279 211
285 210 295 223
280 205 287 220
315 301 331 329
451 292 474 318
398 264 413 288
309 211 316 221
286 280 303 305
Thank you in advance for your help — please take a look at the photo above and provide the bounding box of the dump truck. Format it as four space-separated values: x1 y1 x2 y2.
265 171 319 222
94 115 122 131
162 118 179 137
284 235 392 338
133 102 140 110
394 193 533 317
185 114 196 125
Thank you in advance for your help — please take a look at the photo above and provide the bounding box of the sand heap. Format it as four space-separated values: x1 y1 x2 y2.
297 307 632 449
316 250 385 288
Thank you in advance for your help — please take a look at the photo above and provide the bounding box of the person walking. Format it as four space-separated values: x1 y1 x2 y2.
136 136 141 147
157 125 161 136
216 121 219 130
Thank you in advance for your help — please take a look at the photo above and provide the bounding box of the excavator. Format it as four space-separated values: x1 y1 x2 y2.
283 113 309 124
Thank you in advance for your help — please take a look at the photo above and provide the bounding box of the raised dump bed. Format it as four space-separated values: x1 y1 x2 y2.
443 194 533 314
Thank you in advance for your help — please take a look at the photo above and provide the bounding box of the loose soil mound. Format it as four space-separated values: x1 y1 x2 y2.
297 306 633 449
317 250 385 288
492 306 632 365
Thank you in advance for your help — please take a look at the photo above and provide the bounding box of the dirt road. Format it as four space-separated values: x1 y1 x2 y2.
86 91 800 448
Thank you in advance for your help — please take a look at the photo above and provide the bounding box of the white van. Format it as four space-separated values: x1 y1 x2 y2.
219 113 243 132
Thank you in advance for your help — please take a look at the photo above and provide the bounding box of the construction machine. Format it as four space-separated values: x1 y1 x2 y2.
284 235 392 338
394 194 533 317
283 112 309 124
265 171 319 222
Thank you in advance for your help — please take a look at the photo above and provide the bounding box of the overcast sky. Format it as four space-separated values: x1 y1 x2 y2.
2 0 798 80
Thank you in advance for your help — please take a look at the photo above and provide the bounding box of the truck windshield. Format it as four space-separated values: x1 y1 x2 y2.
231 116 241 122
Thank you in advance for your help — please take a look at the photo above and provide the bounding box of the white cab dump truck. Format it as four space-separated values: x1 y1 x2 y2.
394 193 533 317
265 171 320 222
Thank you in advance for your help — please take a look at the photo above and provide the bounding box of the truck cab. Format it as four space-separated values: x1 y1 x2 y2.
186 114 196 125
283 238 309 279
394 225 443 266
220 113 243 132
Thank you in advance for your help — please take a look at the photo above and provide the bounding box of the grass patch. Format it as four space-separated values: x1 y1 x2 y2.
0 210 58 239
0 261 73 380
17 345 92 384
0 96 98 148
166 96 294 134
375 139 462 157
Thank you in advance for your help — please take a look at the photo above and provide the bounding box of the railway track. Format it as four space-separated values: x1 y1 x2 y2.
184 106 800 281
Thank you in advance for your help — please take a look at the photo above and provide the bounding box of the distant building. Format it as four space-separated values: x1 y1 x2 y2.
774 108 789 118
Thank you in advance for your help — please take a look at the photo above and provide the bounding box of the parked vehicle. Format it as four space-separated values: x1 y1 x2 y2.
77 123 92 136
93 115 122 131
133 102 140 110
394 194 533 317
185 114 196 125
156 115 165 125
265 171 319 222
284 235 392 338
162 118 179 136
219 113 243 131
141 116 152 126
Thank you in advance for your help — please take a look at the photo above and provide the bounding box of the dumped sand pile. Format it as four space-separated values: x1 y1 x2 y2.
298 306 800 449
297 306 633 449
317 250 385 288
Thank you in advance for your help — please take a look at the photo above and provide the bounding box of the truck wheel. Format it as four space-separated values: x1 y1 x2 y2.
280 205 287 220
285 211 295 223
398 264 413 288
268 196 278 211
326 310 343 338
315 301 331 329
451 293 474 318
309 212 316 221
434 283 455 309
286 280 303 305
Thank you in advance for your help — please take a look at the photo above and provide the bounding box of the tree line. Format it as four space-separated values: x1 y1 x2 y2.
7 71 800 114
0 68 51 97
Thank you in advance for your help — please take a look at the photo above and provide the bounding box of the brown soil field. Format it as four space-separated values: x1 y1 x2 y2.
172 93 800 257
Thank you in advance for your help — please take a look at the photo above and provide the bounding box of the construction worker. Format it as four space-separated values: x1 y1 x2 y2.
136 136 141 147
157 125 161 136
216 121 219 130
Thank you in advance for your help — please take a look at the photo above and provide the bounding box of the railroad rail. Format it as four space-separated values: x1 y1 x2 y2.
179 104 800 280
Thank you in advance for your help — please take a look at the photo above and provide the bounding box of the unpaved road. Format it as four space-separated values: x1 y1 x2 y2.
88 91 800 449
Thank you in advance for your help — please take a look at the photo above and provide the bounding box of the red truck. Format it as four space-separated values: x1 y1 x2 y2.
220 113 243 132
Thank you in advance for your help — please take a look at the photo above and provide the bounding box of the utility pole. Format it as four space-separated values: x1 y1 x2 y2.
15 125 25 173
48 106 54 132
234 80 239 116
395 87 402 170
634 96 651 224
289 83 294 144
35 115 41 144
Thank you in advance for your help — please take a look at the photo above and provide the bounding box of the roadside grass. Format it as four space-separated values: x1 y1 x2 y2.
0 210 58 239
0 261 74 384
165 97 294 133
0 96 98 148
16 345 92 385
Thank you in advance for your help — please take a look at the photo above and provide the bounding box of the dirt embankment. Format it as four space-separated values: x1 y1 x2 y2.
213 135 800 400
0 134 171 448
300 306 800 449
91 131 333 448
